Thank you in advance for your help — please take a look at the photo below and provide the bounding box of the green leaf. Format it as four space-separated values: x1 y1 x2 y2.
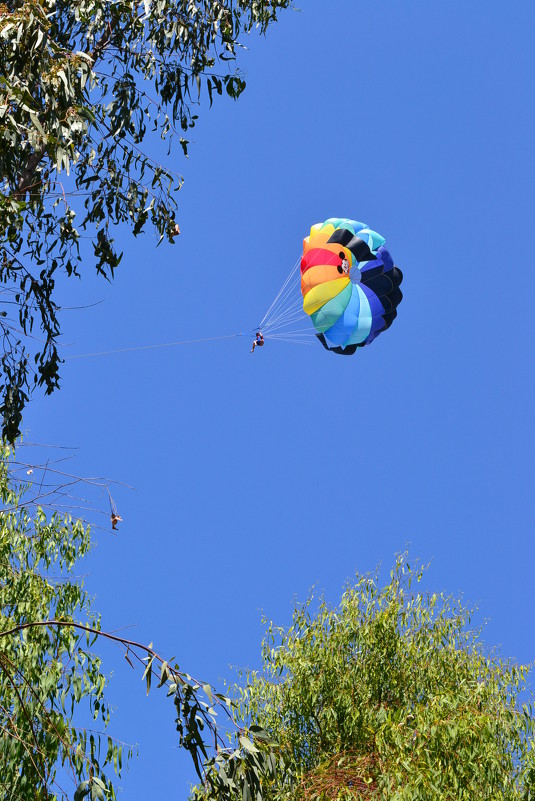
158 660 169 687
249 725 271 742
29 112 45 135
74 781 91 801
239 736 259 754
203 683 213 704
91 782 106 801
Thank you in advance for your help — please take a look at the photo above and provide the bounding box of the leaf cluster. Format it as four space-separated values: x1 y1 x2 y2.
0 0 292 441
0 442 130 800
194 555 535 801
148 651 282 801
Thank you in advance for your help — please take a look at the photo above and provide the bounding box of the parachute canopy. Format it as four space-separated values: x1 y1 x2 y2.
301 218 403 355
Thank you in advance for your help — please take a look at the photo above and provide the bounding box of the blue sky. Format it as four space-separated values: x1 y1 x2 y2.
23 1 535 797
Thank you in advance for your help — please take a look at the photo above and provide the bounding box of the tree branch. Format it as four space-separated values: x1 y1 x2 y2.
90 21 116 64
14 146 47 199
14 14 118 199
0 618 164 662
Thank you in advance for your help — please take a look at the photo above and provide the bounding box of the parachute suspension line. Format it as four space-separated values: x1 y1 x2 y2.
264 296 306 329
65 332 251 360
257 257 300 329
264 333 313 346
265 315 311 336
265 324 315 336
263 294 311 338
263 282 302 326
258 255 314 343
263 273 302 328
258 257 302 332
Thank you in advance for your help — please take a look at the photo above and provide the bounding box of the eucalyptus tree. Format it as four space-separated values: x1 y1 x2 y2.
0 440 131 799
0 441 279 800
192 556 535 801
0 0 291 441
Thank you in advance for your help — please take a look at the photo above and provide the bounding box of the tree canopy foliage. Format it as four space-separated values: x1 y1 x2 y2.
192 556 535 801
0 442 129 799
0 0 291 442
0 443 285 800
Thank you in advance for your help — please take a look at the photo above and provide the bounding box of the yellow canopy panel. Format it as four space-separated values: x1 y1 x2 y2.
303 277 350 316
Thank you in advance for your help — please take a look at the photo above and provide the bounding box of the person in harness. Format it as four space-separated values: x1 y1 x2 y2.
251 332 264 353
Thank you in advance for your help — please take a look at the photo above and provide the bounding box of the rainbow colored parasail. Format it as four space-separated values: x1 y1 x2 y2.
301 218 403 355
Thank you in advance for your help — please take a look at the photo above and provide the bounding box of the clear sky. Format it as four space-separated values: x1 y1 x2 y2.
23 1 535 798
